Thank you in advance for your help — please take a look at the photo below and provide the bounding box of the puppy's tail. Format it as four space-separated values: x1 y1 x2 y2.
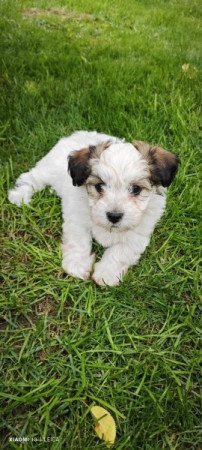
8 166 48 206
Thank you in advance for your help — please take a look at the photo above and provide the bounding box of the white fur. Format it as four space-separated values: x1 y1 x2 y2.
8 131 166 286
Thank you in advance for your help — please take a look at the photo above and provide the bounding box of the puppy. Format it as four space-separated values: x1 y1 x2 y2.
8 131 179 286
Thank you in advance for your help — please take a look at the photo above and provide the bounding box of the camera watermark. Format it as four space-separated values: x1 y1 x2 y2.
9 436 59 443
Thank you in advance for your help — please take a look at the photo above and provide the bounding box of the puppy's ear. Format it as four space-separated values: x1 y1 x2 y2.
68 146 95 186
133 140 179 187
68 141 111 187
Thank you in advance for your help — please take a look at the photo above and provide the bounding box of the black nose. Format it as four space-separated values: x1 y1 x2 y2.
106 211 123 224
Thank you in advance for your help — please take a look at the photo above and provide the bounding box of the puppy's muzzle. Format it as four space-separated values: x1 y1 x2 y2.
106 211 123 224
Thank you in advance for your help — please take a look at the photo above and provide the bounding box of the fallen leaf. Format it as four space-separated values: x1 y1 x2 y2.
181 63 198 80
91 405 116 446
182 63 190 72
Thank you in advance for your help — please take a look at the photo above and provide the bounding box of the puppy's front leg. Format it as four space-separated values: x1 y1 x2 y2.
62 220 94 281
92 238 148 286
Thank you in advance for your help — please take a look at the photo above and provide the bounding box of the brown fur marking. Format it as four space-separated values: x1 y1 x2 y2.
68 141 111 187
132 140 179 187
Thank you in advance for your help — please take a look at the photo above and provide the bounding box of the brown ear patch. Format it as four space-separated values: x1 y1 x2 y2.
68 141 111 187
133 140 179 187
68 147 92 186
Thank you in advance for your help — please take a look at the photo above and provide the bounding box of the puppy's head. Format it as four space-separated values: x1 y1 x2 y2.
68 139 179 231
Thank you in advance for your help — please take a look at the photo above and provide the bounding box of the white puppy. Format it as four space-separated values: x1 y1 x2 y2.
8 131 179 286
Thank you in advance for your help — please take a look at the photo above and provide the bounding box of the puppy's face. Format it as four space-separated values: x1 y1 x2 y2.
68 140 179 231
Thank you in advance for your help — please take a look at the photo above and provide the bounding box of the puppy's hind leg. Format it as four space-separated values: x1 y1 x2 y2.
8 161 50 207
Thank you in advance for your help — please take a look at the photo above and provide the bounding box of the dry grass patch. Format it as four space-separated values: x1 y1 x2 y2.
23 7 95 22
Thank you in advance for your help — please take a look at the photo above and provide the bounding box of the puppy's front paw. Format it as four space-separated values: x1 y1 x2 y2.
62 254 95 280
92 261 124 287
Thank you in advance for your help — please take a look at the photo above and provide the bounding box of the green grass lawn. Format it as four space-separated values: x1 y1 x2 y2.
0 0 201 448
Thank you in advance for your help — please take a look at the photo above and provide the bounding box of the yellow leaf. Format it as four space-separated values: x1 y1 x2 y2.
182 63 190 72
91 405 116 447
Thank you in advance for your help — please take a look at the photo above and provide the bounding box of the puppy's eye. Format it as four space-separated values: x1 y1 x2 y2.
129 185 142 195
95 183 104 193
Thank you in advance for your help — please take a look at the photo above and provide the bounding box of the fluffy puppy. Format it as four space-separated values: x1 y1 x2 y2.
8 131 179 286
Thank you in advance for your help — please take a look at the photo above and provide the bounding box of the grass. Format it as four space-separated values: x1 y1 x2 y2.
0 0 201 448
